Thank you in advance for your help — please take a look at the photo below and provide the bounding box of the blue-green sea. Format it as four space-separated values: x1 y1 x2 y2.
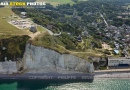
0 79 130 90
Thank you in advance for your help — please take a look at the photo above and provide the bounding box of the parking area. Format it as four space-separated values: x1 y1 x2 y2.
8 19 34 29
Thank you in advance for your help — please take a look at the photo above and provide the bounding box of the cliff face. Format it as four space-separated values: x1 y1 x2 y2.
0 43 94 74
0 60 17 74
0 35 29 74
22 44 94 74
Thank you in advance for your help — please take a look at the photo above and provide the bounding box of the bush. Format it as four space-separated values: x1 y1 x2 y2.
104 50 111 55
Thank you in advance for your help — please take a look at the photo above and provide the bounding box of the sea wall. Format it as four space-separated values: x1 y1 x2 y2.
22 44 94 74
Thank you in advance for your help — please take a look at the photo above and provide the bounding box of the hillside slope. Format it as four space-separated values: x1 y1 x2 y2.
0 8 30 35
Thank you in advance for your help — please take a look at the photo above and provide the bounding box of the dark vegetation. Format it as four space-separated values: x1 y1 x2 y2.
11 0 130 52
93 56 108 70
0 0 125 60
31 33 76 52
0 35 30 61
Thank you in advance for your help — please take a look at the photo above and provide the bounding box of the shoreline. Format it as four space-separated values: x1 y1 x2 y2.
95 68 130 73
1 68 130 80
94 68 130 79
0 73 94 81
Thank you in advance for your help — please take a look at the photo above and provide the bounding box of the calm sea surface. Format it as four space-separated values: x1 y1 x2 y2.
0 79 130 90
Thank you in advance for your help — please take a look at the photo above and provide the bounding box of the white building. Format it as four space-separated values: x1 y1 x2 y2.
108 57 130 67
21 12 27 16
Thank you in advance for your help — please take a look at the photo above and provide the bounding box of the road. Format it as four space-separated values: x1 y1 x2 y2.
95 68 130 73
28 31 41 39
95 71 130 79
39 25 54 35
28 25 54 39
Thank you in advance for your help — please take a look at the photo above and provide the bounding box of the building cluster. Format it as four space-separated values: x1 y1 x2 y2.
99 24 130 56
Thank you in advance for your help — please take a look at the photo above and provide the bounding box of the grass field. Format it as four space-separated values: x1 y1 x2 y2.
37 0 75 6
0 7 30 35
37 25 46 32
37 0 89 6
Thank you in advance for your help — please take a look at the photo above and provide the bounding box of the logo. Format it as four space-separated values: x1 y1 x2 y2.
0 1 46 8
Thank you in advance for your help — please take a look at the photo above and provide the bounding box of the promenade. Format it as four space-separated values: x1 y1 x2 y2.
95 68 130 79
95 68 130 73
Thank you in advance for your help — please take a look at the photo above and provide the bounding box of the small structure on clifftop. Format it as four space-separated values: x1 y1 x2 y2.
30 26 37 33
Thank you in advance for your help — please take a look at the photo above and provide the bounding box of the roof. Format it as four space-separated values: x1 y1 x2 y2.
21 12 27 15
108 57 130 60
30 26 37 33
114 50 119 54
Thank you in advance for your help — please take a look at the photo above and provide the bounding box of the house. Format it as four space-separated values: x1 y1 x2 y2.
123 49 129 57
21 12 26 15
47 24 53 30
77 36 82 42
114 43 120 49
21 12 27 18
117 16 122 19
81 31 89 37
108 57 130 67
2 47 6 50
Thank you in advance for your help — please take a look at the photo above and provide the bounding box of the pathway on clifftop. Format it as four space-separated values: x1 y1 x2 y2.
28 31 41 39
28 25 54 39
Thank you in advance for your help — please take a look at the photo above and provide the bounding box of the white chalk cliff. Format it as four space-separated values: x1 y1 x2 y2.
0 60 17 74
0 44 94 74
22 44 94 74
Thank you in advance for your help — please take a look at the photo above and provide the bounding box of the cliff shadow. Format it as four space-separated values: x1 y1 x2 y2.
0 79 93 90
16 79 93 90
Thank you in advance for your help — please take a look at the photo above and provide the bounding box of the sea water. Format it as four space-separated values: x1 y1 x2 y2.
0 79 130 90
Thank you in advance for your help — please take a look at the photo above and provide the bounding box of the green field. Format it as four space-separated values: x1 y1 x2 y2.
0 8 30 35
37 0 75 6
37 0 89 6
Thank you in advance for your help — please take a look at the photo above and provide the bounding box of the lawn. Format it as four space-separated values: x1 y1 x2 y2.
37 25 46 32
36 0 89 6
0 7 29 35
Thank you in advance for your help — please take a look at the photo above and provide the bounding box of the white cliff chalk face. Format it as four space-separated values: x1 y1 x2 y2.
0 60 17 74
22 44 94 74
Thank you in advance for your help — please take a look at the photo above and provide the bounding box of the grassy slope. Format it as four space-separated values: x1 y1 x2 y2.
0 8 29 35
37 25 47 32
32 33 103 61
